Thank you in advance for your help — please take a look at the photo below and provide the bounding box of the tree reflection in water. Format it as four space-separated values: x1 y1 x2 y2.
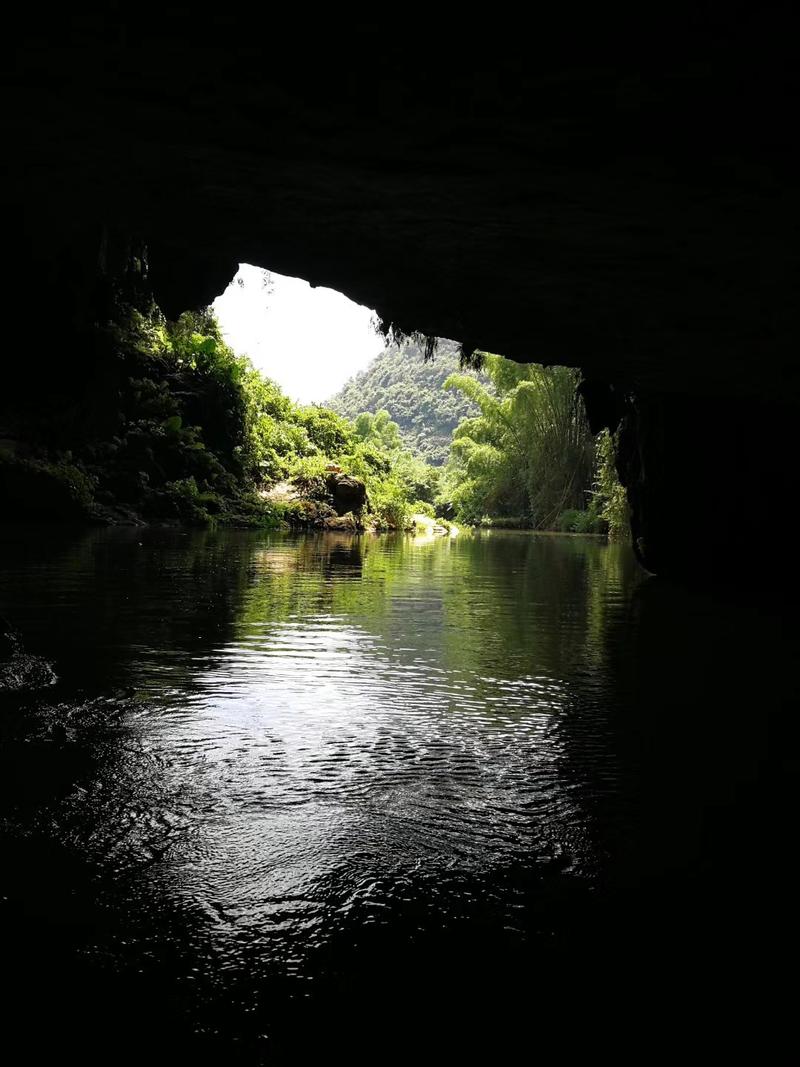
0 526 793 1061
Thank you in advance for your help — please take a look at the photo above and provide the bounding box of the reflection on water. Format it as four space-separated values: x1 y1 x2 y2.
0 527 795 1061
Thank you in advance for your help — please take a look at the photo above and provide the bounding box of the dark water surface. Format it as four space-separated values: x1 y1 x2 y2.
0 527 796 1061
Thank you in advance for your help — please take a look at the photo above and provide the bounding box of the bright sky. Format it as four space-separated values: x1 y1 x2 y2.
212 264 385 404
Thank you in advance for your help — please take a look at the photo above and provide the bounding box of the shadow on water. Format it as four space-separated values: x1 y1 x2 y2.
0 526 796 1061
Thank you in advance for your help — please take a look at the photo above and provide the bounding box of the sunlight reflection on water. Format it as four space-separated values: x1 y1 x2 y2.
1 527 649 1048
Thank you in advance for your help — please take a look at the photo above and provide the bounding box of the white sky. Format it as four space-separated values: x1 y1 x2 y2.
212 264 385 404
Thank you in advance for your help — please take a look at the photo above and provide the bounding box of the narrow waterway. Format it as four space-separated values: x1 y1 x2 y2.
0 527 794 1060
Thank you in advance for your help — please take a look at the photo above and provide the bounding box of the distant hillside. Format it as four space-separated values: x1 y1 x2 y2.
327 338 484 465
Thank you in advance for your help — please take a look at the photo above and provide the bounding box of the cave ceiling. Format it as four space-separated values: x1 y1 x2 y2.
5 10 799 402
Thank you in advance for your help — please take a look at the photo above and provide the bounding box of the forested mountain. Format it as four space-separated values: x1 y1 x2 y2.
327 338 485 465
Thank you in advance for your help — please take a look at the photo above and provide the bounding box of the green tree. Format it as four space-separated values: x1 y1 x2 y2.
440 355 594 528
352 409 404 452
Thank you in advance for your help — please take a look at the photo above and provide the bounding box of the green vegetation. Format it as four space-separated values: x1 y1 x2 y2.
0 284 629 542
332 342 630 541
328 337 486 465
593 428 631 542
275 403 442 530
0 296 445 532
436 355 597 529
2 300 288 527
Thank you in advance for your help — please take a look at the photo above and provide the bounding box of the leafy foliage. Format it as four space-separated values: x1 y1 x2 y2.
556 505 604 534
324 408 442 529
111 312 446 529
83 304 445 529
592 429 631 542
439 355 596 528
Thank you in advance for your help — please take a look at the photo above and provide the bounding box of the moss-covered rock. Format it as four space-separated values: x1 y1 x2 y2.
323 512 358 531
282 497 337 527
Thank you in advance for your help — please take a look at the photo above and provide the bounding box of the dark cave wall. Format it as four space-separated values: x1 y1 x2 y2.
585 389 795 581
4 9 799 580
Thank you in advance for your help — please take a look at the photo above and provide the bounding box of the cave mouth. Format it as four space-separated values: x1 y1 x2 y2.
0 235 625 541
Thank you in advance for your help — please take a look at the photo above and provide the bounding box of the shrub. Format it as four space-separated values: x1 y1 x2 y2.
368 479 411 529
556 505 604 534
411 500 436 518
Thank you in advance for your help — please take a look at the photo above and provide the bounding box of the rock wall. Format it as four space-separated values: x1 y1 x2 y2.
583 388 796 582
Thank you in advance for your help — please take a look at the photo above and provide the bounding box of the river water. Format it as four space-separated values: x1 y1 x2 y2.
0 527 795 1061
